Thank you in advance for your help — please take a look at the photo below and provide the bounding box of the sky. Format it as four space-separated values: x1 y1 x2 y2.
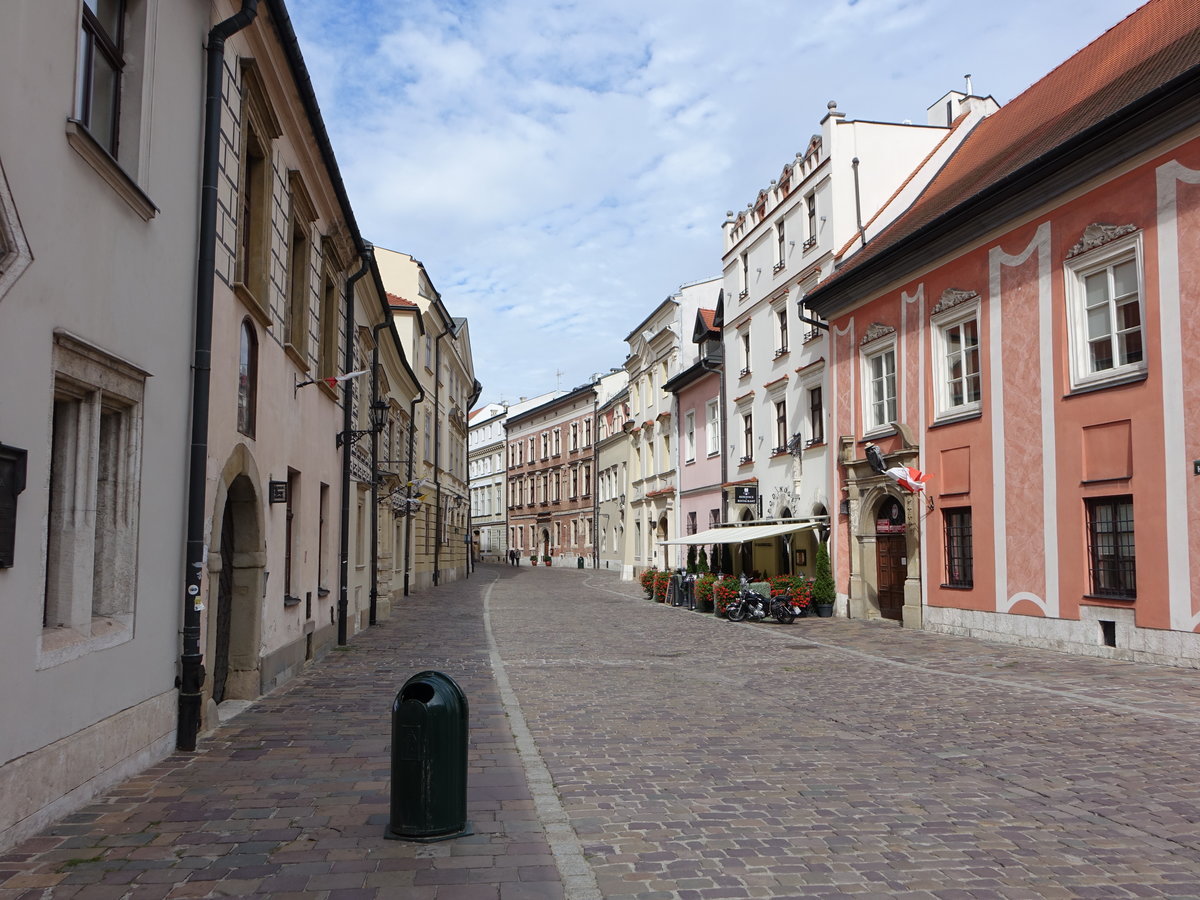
287 0 1145 408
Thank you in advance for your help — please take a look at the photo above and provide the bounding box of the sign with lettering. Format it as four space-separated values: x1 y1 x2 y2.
734 485 758 504
875 498 906 534
268 480 289 504
0 444 28 568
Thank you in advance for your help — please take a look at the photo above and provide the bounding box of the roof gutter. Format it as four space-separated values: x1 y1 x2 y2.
806 63 1200 317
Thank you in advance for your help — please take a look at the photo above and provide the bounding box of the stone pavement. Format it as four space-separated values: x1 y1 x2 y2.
6 565 1200 898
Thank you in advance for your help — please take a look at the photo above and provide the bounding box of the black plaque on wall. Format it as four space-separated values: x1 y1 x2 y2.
0 443 28 568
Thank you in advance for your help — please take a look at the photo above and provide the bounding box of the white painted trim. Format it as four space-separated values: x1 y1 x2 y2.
990 223 1052 615
902 285 927 611
1156 160 1200 632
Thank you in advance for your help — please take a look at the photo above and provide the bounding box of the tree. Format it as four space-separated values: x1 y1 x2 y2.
686 544 697 573
812 542 836 605
697 547 709 573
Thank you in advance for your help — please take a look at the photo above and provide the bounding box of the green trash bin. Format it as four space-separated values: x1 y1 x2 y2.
386 671 473 841
577 556 584 568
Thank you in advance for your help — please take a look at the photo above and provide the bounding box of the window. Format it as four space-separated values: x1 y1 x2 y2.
741 412 754 462
1086 496 1136 599
740 330 751 375
933 304 982 420
774 400 788 453
806 194 817 242
776 220 786 268
687 511 697 535
775 307 789 355
808 386 824 445
661 361 670 398
943 508 973 588
237 320 258 437
424 411 432 461
685 411 696 462
76 0 125 156
285 174 316 360
570 423 578 451
740 253 749 297
234 64 280 322
706 400 720 455
553 428 561 455
42 333 146 664
864 344 897 433
318 244 341 381
541 432 550 459
584 418 592 447
582 464 591 496
1066 235 1145 390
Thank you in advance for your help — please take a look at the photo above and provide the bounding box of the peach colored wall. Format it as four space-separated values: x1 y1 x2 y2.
826 133 1200 637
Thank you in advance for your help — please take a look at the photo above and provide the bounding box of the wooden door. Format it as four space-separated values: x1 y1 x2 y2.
876 533 906 622
212 502 234 704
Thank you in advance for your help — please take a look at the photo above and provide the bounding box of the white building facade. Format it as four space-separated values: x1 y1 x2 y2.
469 403 508 562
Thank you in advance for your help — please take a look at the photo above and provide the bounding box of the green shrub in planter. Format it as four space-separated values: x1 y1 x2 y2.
812 542 836 615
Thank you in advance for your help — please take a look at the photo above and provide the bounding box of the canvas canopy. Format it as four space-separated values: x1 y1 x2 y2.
658 520 822 546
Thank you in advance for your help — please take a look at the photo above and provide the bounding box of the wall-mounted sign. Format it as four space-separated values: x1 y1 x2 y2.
1194 459 1200 476
734 485 758 504
0 443 28 568
875 498 906 534
268 480 289 504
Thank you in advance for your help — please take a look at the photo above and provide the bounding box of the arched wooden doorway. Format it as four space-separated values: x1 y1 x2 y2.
874 496 906 622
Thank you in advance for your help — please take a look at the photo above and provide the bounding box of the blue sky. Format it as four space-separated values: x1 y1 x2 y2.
287 0 1145 407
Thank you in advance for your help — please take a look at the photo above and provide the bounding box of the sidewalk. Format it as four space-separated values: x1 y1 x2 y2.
0 565 565 900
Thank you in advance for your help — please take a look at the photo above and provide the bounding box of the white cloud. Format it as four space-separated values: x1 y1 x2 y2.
288 0 1144 404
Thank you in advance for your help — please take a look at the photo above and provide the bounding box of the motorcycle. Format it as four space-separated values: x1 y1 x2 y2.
725 583 804 624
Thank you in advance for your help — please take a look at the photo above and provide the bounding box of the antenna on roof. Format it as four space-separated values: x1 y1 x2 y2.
964 73 973 96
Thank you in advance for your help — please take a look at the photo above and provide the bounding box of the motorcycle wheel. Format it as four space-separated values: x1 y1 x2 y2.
726 601 747 622
774 605 796 625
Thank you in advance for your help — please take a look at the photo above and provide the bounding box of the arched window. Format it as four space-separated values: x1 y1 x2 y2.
237 319 257 437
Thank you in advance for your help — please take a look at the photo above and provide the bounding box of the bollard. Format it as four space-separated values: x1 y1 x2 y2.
386 671 472 841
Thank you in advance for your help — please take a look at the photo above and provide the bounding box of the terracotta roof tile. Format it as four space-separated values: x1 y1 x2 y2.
387 291 417 308
824 0 1200 286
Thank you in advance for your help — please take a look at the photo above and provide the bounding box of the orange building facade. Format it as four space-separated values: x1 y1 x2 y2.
805 0 1200 665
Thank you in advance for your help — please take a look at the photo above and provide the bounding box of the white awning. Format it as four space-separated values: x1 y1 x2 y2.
659 521 821 546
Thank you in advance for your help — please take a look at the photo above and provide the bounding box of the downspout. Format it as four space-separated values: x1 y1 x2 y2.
178 0 260 754
852 157 866 249
403 383 425 596
592 391 600 571
369 319 388 626
431 325 456 586
338 248 371 645
464 379 483 578
698 351 727 571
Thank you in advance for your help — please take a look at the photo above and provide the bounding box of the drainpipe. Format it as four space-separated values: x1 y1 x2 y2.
431 325 457 586
403 384 425 595
852 157 867 249
338 248 371 645
178 0 260 754
369 319 389 626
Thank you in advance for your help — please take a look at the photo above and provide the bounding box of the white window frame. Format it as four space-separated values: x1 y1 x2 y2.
1064 233 1146 392
861 340 898 436
684 410 696 462
931 299 983 423
706 399 720 456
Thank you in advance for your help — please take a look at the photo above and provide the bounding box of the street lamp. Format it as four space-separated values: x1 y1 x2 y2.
337 398 390 448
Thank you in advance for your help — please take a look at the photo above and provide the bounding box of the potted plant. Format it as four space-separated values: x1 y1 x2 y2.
694 573 717 613
812 542 836 617
639 567 658 599
697 547 709 574
713 576 741 617
542 554 552 566
768 574 812 616
686 545 697 574
653 570 670 602
530 554 538 566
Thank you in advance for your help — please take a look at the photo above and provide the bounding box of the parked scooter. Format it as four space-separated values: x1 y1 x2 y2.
725 576 803 624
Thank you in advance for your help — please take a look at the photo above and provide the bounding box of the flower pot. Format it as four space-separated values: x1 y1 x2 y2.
814 602 834 618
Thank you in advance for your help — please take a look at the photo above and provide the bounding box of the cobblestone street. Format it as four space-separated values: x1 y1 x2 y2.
5 565 1200 898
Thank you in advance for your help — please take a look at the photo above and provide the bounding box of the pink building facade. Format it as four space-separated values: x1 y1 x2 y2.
805 0 1200 665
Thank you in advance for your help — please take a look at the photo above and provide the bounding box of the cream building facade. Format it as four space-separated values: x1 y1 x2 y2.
0 0 209 852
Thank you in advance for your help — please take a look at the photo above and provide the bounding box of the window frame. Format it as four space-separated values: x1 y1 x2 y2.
931 299 982 423
706 399 721 456
1085 495 1136 599
684 410 696 462
76 0 126 158
237 318 258 438
1065 233 1146 392
861 340 898 435
942 507 974 589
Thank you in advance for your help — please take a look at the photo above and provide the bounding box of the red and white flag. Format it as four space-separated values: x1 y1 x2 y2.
884 466 928 493
323 369 369 389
